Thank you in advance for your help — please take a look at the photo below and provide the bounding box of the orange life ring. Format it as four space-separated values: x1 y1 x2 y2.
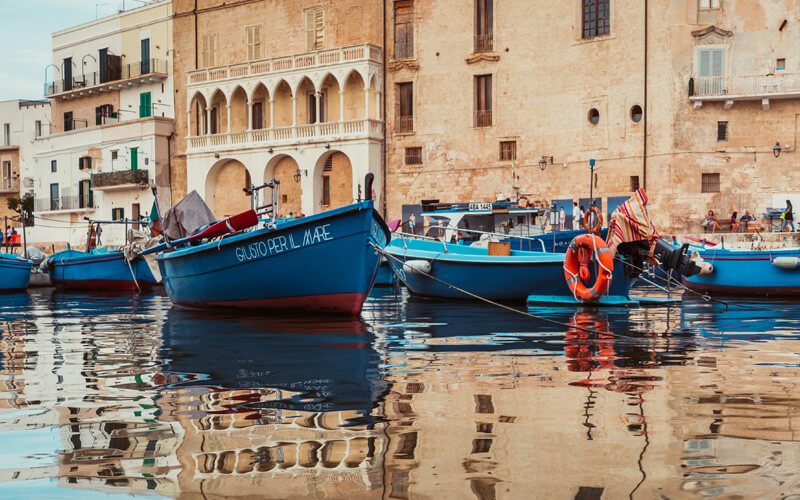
563 233 614 302
584 206 603 234
517 196 529 208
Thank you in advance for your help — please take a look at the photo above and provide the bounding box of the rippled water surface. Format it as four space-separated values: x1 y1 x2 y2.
2 286 800 498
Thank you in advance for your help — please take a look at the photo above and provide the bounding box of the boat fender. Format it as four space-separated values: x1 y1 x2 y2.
689 251 714 275
772 257 800 270
403 259 432 275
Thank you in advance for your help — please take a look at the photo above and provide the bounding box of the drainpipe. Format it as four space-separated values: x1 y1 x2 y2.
194 0 198 69
643 0 648 190
167 131 174 205
381 0 387 219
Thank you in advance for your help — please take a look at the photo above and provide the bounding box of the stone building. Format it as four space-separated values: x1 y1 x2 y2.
170 0 384 219
0 100 50 229
383 0 800 233
31 1 174 247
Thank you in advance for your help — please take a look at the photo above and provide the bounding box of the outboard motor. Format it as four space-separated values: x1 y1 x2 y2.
365 173 374 201
615 239 704 278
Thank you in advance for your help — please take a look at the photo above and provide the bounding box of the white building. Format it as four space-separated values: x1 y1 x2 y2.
31 0 174 248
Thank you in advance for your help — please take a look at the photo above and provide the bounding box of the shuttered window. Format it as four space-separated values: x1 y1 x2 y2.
474 75 492 127
698 48 724 77
201 34 217 68
397 82 413 133
305 7 324 51
394 1 414 59
246 25 262 61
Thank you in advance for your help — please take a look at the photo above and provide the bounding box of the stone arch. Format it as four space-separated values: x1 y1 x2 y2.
265 154 303 217
318 73 341 123
272 79 293 127
295 76 316 125
313 150 353 212
342 71 366 121
229 86 248 133
188 92 208 136
209 89 228 134
205 159 252 218
250 82 270 129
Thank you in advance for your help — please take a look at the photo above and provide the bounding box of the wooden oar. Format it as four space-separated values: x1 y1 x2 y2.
138 209 259 256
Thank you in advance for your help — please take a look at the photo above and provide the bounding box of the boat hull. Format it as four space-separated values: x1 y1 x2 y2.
373 259 396 287
0 254 33 292
48 251 157 290
501 228 610 253
157 201 389 315
683 247 800 296
386 238 631 302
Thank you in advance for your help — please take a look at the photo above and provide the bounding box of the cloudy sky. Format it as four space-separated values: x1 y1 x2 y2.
0 0 140 101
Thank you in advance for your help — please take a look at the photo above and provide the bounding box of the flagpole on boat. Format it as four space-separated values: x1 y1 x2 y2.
151 186 169 246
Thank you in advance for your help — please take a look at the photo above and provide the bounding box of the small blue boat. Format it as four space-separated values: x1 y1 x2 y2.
373 258 396 287
0 253 33 291
384 237 633 302
157 200 390 315
46 249 157 290
683 246 800 296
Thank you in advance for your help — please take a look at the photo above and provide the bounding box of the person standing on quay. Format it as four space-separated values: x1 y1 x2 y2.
409 212 416 235
572 202 579 230
781 200 795 232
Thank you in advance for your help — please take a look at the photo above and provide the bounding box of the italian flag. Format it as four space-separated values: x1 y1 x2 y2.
149 199 163 237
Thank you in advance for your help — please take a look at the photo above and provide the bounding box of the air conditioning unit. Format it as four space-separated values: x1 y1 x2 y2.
23 177 34 188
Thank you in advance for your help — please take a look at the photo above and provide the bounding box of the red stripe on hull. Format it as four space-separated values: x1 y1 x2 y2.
52 279 156 291
177 292 368 315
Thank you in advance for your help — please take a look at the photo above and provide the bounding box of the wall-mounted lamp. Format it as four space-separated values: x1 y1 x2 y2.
324 143 330 150
293 168 308 183
214 152 220 159
773 142 782 158
538 155 553 171
267 147 273 153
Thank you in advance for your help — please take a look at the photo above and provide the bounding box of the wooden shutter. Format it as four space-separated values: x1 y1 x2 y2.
247 26 261 61
394 1 414 58
698 48 724 77
202 35 209 67
306 8 324 51
210 34 217 66
306 10 317 50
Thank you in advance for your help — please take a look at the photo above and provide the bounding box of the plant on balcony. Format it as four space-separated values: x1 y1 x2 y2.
91 169 149 189
7 193 34 225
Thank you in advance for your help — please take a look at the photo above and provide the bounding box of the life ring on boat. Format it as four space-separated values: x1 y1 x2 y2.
563 234 614 302
517 196 529 208
584 206 603 234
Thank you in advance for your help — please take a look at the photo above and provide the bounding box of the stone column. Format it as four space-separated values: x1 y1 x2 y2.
364 87 370 120
269 98 275 129
339 91 345 122
375 90 381 120
226 105 232 133
205 107 211 134
247 100 253 131
186 109 192 137
291 96 297 127
315 92 321 123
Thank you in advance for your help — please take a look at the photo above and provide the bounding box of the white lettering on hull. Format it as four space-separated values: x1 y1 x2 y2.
235 224 334 263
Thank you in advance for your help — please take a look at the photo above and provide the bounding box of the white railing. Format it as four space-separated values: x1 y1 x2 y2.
186 119 383 152
692 73 800 98
187 43 382 85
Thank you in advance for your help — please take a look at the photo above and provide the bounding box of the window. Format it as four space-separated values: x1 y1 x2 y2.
1 161 10 191
717 121 728 141
698 48 725 77
50 183 59 211
777 58 786 71
246 25 262 61
405 147 423 165
699 0 720 9
499 140 516 161
3 123 8 146
474 395 494 414
130 147 138 170
131 203 140 228
701 173 720 193
474 75 492 127
64 111 73 132
582 0 610 39
139 92 152 118
112 207 125 221
63 57 72 91
475 0 493 52
78 180 93 209
307 91 326 123
472 438 492 454
201 34 218 68
111 150 118 160
78 156 92 170
35 120 42 138
305 7 325 51
395 432 418 459
588 108 600 125
252 101 264 129
397 82 413 133
96 104 114 126
322 175 331 206
393 1 414 59
630 105 643 123
51 160 57 173
209 108 218 134
140 38 151 74
630 175 640 191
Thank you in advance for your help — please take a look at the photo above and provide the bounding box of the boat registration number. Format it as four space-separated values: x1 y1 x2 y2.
469 202 493 211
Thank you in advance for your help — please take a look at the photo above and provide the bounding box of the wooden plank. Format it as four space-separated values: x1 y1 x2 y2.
488 241 510 256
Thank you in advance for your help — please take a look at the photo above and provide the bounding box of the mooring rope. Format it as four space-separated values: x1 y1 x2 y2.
372 242 644 341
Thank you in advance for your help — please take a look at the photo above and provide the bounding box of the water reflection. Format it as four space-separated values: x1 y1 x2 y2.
1 287 800 497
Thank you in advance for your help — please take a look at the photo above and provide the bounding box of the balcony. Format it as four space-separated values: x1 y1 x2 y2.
91 169 149 192
0 179 19 194
45 59 168 99
64 118 88 132
474 34 494 53
187 44 381 85
34 195 95 213
187 119 383 153
395 115 413 134
474 110 493 128
690 72 800 110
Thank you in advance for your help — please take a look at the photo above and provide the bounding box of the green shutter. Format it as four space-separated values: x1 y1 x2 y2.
131 147 138 170
139 92 152 118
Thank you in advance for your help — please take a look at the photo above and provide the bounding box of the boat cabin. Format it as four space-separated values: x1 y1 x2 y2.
420 200 549 243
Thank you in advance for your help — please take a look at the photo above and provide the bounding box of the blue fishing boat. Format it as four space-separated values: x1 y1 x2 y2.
384 237 633 302
45 249 157 291
0 253 33 291
683 246 800 296
156 200 390 315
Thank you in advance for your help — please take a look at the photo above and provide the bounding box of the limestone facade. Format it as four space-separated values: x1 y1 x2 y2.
171 0 384 219
383 0 800 233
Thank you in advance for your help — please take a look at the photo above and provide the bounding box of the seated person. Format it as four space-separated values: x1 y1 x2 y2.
730 211 740 233
739 211 757 230
703 210 721 233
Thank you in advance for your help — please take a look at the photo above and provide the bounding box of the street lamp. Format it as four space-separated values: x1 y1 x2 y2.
773 142 782 158
293 168 307 183
539 155 553 171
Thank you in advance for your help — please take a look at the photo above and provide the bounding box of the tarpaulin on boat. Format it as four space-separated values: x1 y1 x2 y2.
606 188 659 257
162 190 217 240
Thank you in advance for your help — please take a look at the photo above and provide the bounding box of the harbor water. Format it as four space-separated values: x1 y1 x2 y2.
1 286 800 498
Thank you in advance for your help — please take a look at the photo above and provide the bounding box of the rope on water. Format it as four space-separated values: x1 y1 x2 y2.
372 242 643 341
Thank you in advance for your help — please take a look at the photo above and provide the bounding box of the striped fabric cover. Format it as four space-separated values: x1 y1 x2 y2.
606 188 659 257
